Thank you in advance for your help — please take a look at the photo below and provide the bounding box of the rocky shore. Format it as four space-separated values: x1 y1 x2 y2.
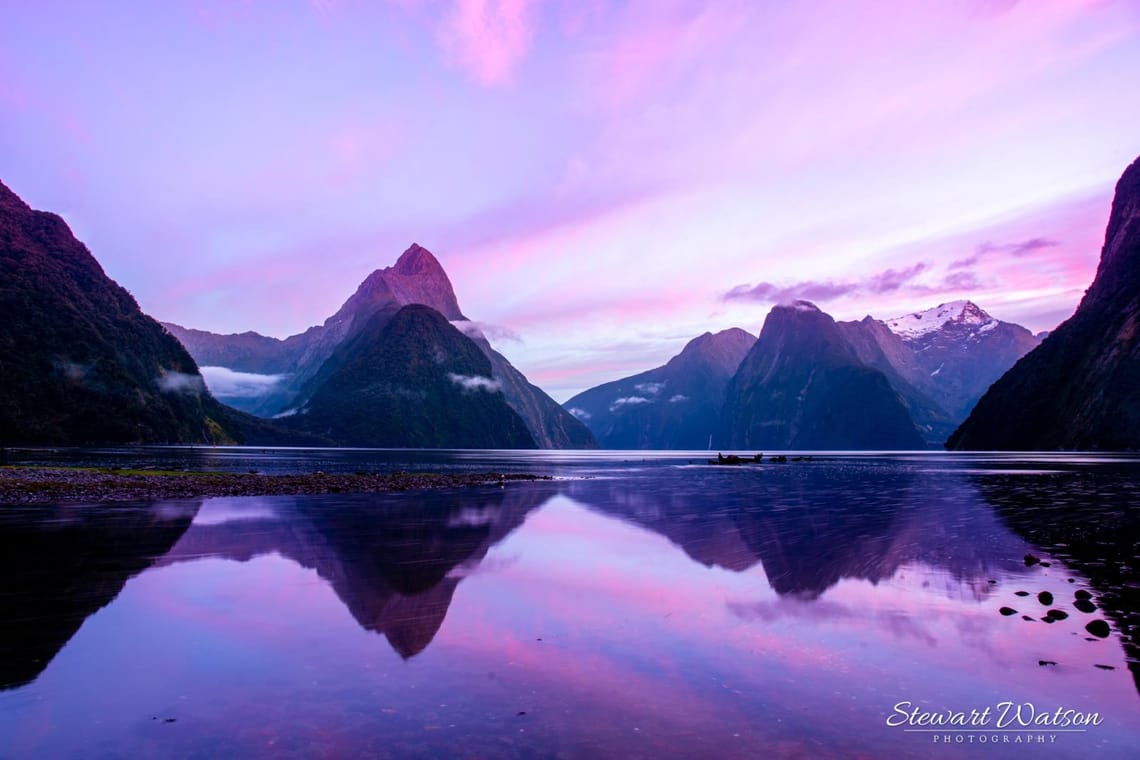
0 466 552 504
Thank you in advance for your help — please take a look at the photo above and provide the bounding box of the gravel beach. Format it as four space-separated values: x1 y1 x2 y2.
0 466 553 504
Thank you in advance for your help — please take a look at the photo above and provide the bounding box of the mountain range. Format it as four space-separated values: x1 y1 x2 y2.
6 150 1140 451
567 298 1040 450
166 244 595 449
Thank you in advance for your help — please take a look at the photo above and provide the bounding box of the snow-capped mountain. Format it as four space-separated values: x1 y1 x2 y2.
884 300 995 339
841 300 1042 435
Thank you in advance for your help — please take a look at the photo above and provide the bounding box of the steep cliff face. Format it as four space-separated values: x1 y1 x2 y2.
949 155 1140 450
721 302 925 450
0 180 243 444
479 340 598 448
564 329 756 449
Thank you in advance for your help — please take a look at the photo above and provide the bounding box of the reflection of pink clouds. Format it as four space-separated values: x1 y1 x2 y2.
17 492 1139 756
135 556 358 654
450 499 1140 718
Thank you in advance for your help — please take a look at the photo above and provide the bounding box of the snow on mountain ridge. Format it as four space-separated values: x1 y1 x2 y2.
883 301 994 339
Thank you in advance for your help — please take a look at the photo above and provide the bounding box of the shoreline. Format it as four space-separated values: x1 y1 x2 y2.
0 466 553 504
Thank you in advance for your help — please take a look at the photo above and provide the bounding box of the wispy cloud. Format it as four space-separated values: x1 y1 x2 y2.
977 237 1060 257
951 237 1060 270
567 406 591 420
634 381 665 395
451 319 523 343
448 372 503 392
200 366 287 399
157 371 205 395
609 395 651 412
438 0 537 86
723 263 930 304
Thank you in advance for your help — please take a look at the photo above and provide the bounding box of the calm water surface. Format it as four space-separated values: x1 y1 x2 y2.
1 450 1139 759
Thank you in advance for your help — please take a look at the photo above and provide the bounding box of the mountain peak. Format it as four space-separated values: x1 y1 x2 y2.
884 300 993 339
1095 154 1140 279
328 244 465 334
391 243 443 276
377 244 465 320
673 328 757 375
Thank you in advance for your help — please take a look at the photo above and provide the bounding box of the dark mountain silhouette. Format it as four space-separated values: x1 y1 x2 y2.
166 244 595 448
0 179 263 444
0 501 200 690
949 155 1140 450
564 329 756 449
282 304 536 448
720 302 925 450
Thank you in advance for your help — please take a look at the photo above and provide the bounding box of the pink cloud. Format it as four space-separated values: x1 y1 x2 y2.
437 0 537 86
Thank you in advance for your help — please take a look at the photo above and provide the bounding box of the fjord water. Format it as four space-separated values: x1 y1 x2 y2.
1 451 1139 759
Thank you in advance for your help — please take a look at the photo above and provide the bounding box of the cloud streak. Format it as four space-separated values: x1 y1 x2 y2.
953 236 1063 269
451 319 523 343
438 0 537 86
609 395 651 412
200 366 288 399
723 263 932 305
448 372 503 392
157 371 205 395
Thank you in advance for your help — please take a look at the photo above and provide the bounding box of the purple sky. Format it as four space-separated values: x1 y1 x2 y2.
3 1 1139 400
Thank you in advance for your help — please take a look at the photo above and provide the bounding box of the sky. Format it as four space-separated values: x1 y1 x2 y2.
2 0 1139 401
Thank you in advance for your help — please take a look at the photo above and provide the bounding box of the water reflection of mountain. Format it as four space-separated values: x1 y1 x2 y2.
0 501 200 690
976 469 1140 694
156 483 558 658
567 466 1031 598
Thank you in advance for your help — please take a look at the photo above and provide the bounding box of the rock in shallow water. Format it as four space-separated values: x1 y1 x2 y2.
1086 620 1111 638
